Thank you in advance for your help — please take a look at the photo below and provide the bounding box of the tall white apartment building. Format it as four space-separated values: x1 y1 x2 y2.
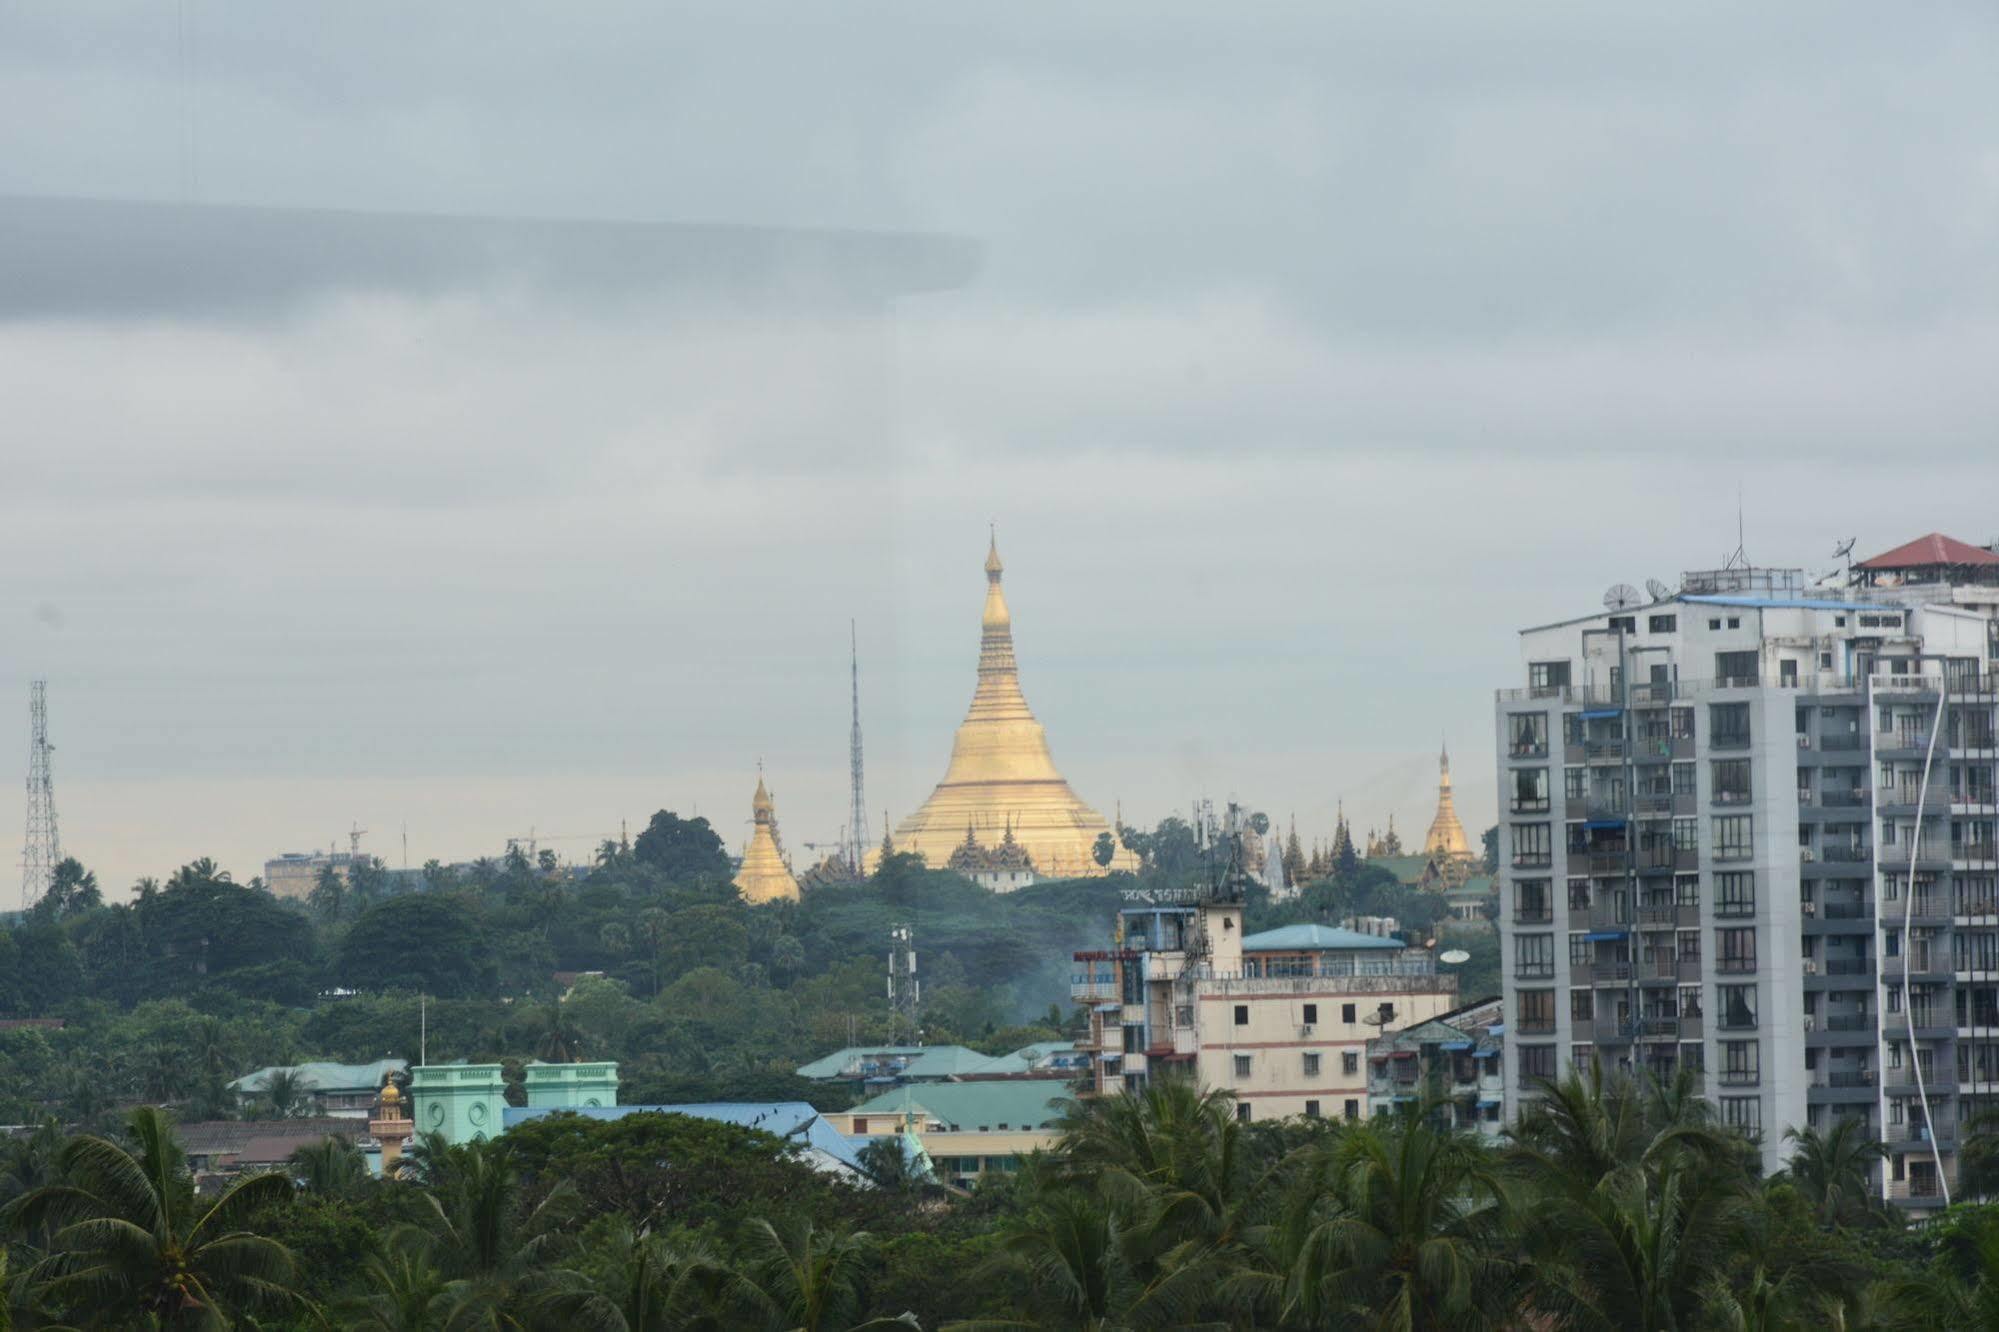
1496 534 1999 1207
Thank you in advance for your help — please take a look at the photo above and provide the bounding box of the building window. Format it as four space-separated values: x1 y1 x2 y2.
1718 984 1758 1030
1714 815 1754 862
1302 1052 1321 1076
1341 1003 1356 1024
1509 713 1549 757
1175 1005 1194 1027
1717 927 1757 974
1679 985 1703 1019
1715 650 1758 685
853 1117 869 1134
1565 767 1587 801
1234 1004 1249 1026
1519 989 1556 1035
1568 932 1591 967
1715 872 1755 917
1672 762 1696 795
1513 823 1552 868
1515 879 1552 924
1673 817 1699 851
1719 1096 1759 1133
1719 1041 1761 1086
1675 874 1700 907
1342 1051 1359 1076
1233 1054 1252 1078
1304 1100 1321 1119
1303 1003 1318 1025
1712 759 1752 805
1649 613 1678 633
1530 661 1572 695
1344 1099 1359 1120
1571 988 1594 1022
1236 1103 1251 1123
1711 702 1751 747
1519 1045 1556 1084
1515 934 1555 979
1512 767 1551 813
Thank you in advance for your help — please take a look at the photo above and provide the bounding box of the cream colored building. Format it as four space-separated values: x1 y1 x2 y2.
1073 889 1459 1122
823 1080 1068 1190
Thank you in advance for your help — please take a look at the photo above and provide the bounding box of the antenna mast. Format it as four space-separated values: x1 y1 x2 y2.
21 681 59 910
848 621 868 874
887 922 920 1044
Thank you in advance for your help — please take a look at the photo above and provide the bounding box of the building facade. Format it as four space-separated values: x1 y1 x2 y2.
1366 996 1505 1134
1072 887 1459 1122
1496 551 1999 1205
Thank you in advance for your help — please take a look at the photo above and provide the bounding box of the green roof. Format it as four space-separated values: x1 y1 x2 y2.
963 1040 1083 1077
228 1058 405 1095
794 1045 985 1080
1242 924 1401 952
847 1080 1073 1132
1369 854 1433 884
1447 875 1495 898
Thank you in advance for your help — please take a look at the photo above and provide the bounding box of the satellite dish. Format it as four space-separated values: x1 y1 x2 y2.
1644 578 1672 603
1440 948 1471 965
1361 1010 1391 1027
1603 583 1642 612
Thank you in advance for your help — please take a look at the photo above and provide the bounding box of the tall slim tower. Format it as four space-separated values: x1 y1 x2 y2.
21 680 59 910
848 621 868 874
887 922 919 1044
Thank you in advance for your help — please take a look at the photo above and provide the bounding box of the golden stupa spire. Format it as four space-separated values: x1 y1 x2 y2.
880 532 1134 879
1422 739 1472 859
735 770 800 903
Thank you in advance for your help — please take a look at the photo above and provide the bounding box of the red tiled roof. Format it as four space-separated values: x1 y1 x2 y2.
1857 532 1999 570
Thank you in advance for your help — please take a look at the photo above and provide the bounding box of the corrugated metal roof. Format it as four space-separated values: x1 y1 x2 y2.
845 1080 1073 1132
228 1058 405 1094
500 1102 868 1174
1242 923 1402 952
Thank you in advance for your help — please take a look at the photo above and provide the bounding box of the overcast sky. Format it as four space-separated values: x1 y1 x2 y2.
3 1 1997 894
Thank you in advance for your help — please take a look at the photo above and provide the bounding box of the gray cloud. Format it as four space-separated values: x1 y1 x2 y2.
0 1 1994 888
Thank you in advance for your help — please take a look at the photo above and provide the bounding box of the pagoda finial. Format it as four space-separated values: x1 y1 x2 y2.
985 524 1003 577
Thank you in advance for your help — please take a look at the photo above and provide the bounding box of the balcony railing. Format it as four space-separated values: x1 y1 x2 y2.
1509 741 1550 759
1716 1068 1761 1087
1715 956 1758 975
1711 731 1752 751
1592 962 1633 983
1888 1179 1943 1202
1823 958 1873 975
1510 797 1552 814
1824 1013 1873 1032
1825 1069 1876 1088
1822 901 1870 920
1513 906 1554 925
1820 788 1871 807
1822 846 1872 863
1512 852 1553 869
1820 734 1866 750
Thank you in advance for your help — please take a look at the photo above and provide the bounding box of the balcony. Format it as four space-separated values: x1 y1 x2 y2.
1824 1014 1874 1033
1822 900 1871 920
1592 961 1634 983
1585 798 1630 821
1955 842 1999 864
1820 788 1871 808
1822 845 1872 863
1822 958 1873 976
1589 903 1635 931
1512 851 1553 869
1819 733 1866 751
1586 739 1628 761
1508 741 1550 760
1070 975 1120 1003
1826 1069 1877 1088
1887 1179 1944 1203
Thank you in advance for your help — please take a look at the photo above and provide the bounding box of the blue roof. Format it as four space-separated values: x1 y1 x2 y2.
1682 595 1860 611
1242 924 1402 952
229 1058 406 1094
499 1102 867 1174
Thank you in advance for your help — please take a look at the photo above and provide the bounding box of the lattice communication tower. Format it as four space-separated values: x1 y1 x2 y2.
21 680 59 910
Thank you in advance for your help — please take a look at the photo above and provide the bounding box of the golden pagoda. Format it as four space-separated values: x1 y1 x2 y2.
1422 742 1472 859
884 534 1136 878
735 774 801 903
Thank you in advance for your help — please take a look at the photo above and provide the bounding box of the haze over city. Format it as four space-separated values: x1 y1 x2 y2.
4 1 1998 891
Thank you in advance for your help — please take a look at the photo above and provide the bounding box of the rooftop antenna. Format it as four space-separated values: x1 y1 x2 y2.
848 621 868 875
888 922 920 1045
21 681 59 910
1723 486 1749 571
1834 537 1857 584
349 822 367 859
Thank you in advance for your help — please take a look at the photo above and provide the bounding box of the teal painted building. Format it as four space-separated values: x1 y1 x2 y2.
523 1061 619 1110
410 1064 507 1145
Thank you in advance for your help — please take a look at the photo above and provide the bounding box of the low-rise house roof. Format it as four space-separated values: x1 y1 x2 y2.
1857 532 1999 571
228 1058 405 1095
1241 924 1403 952
845 1080 1072 1133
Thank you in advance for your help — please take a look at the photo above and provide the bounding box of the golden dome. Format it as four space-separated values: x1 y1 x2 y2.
736 774 800 903
880 535 1135 880
1423 742 1472 859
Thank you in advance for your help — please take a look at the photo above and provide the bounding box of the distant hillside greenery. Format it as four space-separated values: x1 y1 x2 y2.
0 812 1486 1127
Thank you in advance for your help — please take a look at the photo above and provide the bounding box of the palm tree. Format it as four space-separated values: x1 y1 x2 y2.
1776 1120 1885 1228
528 1003 586 1064
1875 1203 1999 1329
728 1217 916 1332
949 1190 1212 1332
333 1249 450 1332
261 1067 312 1119
289 1135 370 1200
2 1106 296 1328
537 1221 738 1331
1264 1110 1512 1331
391 1135 585 1327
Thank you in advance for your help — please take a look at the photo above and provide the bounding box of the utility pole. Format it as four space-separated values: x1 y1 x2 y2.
21 681 59 911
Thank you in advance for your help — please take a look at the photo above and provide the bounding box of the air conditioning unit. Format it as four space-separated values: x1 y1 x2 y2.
1798 735 1812 749
1802 849 1818 862
1804 960 1820 975
1298 1024 1315 1038
1803 901 1818 917
1804 1015 1816 1032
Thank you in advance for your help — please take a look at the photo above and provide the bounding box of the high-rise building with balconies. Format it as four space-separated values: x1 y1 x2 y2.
1496 538 1999 1209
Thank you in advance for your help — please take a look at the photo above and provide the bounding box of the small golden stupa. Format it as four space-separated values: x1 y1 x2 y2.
1422 742 1472 859
735 774 801 903
370 1078 414 1174
884 534 1135 879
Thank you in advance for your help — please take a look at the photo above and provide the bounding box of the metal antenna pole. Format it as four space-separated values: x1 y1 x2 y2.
21 681 59 910
849 621 868 874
